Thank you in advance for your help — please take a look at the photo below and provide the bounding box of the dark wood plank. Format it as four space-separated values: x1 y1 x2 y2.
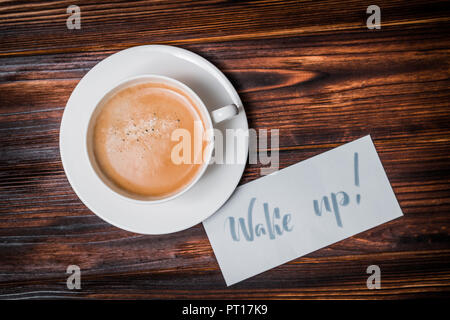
0 0 449 299
0 0 449 55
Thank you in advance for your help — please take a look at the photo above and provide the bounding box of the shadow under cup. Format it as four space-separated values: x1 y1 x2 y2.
86 75 214 203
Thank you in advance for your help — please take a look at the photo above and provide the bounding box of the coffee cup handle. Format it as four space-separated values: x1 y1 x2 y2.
210 104 239 124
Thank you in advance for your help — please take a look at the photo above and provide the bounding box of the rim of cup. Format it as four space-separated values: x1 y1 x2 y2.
85 74 214 204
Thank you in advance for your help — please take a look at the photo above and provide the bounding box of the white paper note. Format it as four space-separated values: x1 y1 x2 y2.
203 135 403 286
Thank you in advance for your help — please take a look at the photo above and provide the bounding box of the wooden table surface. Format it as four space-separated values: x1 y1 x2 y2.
0 0 449 299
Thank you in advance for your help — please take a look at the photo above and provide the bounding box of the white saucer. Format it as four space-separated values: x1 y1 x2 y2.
60 45 248 235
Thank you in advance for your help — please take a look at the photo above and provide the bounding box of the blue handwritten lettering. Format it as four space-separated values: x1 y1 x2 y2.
226 197 293 242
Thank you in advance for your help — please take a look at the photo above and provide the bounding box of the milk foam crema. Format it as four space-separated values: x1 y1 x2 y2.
92 82 208 199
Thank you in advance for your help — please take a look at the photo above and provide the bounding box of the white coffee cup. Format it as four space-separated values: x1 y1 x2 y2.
86 74 239 203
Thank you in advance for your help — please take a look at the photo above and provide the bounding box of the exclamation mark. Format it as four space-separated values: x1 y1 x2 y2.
354 152 361 204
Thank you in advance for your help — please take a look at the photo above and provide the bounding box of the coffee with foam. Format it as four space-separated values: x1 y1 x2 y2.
92 81 207 199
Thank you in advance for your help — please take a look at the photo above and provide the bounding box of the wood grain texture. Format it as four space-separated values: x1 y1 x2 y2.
0 0 449 299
